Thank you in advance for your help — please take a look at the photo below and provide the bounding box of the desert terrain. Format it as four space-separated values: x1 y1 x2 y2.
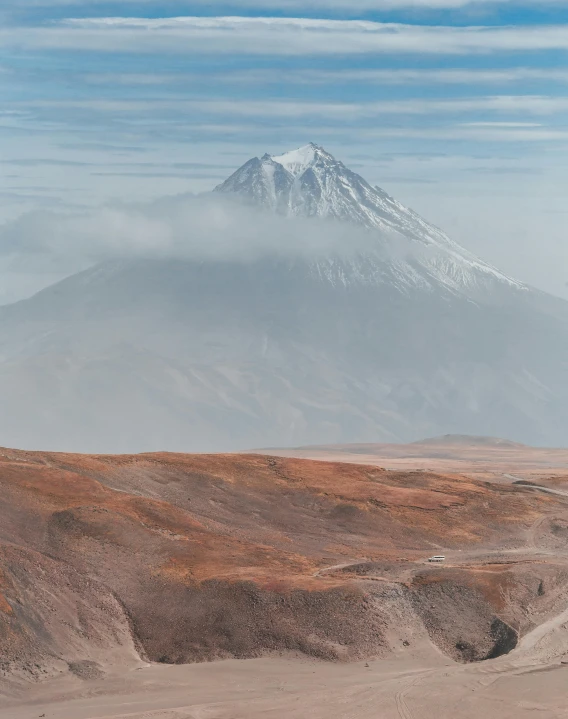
255 434 568 485
1 438 568 718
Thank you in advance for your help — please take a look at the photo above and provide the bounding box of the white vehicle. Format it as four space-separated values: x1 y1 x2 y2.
428 556 446 563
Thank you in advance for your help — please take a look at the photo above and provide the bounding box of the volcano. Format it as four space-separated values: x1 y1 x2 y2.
0 144 567 452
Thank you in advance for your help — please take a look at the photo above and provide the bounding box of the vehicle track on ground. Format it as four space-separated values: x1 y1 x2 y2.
517 606 568 653
313 562 366 577
394 689 413 719
527 514 551 552
394 675 430 719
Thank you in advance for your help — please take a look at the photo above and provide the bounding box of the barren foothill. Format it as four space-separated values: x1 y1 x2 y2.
2 438 568 718
255 435 568 485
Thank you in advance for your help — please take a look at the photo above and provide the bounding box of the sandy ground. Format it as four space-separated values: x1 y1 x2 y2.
4 618 568 719
5 520 568 719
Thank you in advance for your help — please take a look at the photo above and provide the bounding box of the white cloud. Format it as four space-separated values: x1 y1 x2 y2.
5 17 568 56
17 0 568 8
194 95 568 116
227 0 567 5
191 0 566 5
16 95 568 118
0 194 390 267
360 126 568 141
287 67 568 84
460 121 543 126
79 68 568 87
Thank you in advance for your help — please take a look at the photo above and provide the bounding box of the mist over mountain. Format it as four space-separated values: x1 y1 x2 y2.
1 144 568 453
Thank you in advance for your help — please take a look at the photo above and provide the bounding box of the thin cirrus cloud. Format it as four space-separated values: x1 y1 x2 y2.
81 68 568 86
4 17 568 55
182 0 568 5
14 0 568 7
190 95 568 116
18 95 568 118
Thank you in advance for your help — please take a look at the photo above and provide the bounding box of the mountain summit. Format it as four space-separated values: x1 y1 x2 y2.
215 142 445 237
216 144 521 295
270 142 322 175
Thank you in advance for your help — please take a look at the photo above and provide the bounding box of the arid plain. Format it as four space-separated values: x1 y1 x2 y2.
2 437 568 718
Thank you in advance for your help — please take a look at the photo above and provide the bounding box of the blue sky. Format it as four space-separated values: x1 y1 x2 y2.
1 0 568 300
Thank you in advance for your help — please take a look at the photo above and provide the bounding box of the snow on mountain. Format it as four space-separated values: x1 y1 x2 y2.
215 143 524 295
271 144 317 177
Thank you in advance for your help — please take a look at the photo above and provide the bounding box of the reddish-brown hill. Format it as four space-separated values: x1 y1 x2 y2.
0 448 567 682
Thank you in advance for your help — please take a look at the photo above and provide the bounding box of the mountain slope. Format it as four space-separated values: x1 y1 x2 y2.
0 144 567 452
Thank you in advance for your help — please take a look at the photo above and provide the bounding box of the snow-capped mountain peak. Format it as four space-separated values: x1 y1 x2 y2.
215 143 524 295
271 142 322 176
215 142 456 244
